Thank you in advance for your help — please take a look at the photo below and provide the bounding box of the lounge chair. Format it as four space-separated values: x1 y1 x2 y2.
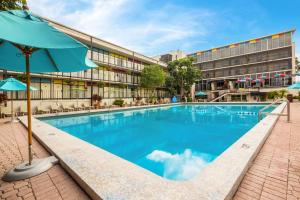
50 104 62 113
71 104 82 111
97 102 108 109
108 102 118 109
81 103 93 110
104 102 110 109
1 106 12 117
60 104 74 112
35 106 50 114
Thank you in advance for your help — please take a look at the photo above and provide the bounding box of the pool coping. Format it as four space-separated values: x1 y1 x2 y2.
18 102 286 200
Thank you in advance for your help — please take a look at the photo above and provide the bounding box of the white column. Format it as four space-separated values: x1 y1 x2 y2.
191 83 195 101
211 81 217 91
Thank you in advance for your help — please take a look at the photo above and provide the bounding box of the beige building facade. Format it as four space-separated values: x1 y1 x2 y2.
188 30 296 101
0 18 170 113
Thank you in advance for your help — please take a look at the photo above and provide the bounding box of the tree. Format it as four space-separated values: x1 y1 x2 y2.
140 65 166 97
0 0 27 10
278 89 287 98
296 57 300 72
267 91 279 100
166 57 201 98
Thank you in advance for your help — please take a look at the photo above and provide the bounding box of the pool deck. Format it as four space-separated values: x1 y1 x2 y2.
0 119 90 200
233 103 300 200
0 103 299 200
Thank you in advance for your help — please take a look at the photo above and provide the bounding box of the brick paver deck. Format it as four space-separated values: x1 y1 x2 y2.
0 119 90 200
234 103 300 200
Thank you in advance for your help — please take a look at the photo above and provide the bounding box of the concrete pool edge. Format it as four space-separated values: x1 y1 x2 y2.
191 101 287 200
18 102 286 200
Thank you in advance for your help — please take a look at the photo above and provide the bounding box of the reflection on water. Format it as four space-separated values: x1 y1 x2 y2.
146 149 213 180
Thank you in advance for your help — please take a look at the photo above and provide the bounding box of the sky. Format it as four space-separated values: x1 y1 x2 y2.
27 0 300 58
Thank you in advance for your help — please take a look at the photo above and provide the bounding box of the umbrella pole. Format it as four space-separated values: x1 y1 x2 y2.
11 94 14 122
2 51 58 182
26 53 33 165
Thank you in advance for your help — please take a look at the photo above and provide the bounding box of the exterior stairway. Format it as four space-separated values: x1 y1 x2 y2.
210 90 251 102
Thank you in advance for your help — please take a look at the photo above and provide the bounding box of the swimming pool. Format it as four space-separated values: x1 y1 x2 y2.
42 104 275 181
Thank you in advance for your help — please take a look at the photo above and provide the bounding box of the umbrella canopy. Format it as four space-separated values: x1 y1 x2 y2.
195 91 207 97
0 9 96 181
0 77 37 91
288 83 300 90
0 77 37 124
0 10 96 72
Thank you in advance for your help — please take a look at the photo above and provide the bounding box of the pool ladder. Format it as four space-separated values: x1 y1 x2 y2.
258 98 290 122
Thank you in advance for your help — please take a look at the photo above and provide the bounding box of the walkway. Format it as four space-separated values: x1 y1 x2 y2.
234 103 300 200
0 119 90 200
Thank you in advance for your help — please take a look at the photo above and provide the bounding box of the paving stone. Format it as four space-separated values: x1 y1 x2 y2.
234 104 300 200
1 190 17 198
0 119 90 200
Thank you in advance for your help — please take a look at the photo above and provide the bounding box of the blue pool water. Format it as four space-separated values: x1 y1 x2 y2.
42 104 275 181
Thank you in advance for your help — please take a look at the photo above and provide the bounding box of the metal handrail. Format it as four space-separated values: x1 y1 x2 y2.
210 91 250 102
258 98 290 122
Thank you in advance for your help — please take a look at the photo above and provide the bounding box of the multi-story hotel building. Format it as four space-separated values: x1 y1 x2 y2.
0 18 169 110
188 30 296 100
153 50 186 63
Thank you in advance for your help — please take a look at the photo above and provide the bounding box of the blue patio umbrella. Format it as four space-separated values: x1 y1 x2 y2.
0 10 96 181
195 91 207 97
0 77 37 123
0 77 37 91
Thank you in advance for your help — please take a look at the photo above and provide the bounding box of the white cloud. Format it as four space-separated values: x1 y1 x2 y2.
27 0 215 55
146 149 213 180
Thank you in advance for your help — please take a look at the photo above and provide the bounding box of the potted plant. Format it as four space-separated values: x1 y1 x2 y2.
136 96 142 103
113 99 124 107
92 94 102 108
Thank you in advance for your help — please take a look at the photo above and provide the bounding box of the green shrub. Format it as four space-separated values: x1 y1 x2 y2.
278 89 287 98
267 91 279 99
113 99 124 107
187 96 193 102
260 95 266 101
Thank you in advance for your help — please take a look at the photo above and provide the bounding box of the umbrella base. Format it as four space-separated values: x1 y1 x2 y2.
2 156 58 182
